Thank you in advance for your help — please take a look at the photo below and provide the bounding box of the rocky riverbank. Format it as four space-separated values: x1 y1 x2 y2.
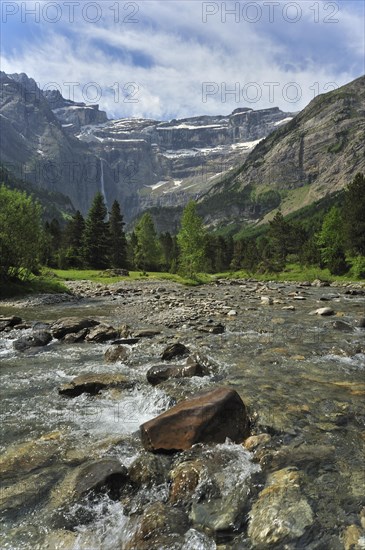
0 278 364 549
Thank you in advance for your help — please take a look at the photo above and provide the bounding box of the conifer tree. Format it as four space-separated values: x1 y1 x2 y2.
108 200 128 268
82 192 110 269
317 206 348 275
342 173 365 256
177 201 207 277
134 213 161 271
159 232 178 271
63 210 85 267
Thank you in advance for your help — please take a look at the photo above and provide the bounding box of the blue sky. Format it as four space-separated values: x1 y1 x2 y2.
1 1 364 120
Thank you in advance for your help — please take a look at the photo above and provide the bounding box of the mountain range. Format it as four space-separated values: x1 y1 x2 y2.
0 71 364 232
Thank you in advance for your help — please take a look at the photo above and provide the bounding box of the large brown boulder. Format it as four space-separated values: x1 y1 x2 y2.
140 386 250 452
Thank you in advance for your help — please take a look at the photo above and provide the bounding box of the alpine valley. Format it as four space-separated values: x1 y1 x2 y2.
0 72 364 232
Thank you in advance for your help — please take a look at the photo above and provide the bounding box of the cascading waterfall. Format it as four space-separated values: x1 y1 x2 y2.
100 158 107 206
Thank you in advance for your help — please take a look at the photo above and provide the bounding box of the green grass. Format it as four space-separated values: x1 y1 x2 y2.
52 269 213 286
214 263 363 283
0 274 69 299
2 263 361 300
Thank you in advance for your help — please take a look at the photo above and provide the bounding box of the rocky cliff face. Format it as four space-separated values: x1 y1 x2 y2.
199 75 365 227
0 72 103 212
0 71 293 221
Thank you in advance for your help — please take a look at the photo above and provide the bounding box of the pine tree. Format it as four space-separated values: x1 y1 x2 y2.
128 231 138 269
108 200 128 268
342 173 365 256
268 211 290 269
159 232 179 271
134 213 161 271
317 206 348 275
177 201 207 277
82 192 110 269
63 210 85 267
44 218 62 267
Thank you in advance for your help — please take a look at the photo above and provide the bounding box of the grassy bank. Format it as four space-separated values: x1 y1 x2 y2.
0 274 69 299
52 269 212 286
215 263 364 283
1 264 362 300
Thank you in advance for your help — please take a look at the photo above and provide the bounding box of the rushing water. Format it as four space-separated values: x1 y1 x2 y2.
0 283 364 549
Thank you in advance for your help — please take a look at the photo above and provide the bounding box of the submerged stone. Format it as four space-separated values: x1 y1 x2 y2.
51 318 99 339
248 467 313 547
124 501 190 550
13 330 52 351
0 316 22 331
85 324 119 342
104 344 129 363
146 363 209 385
0 432 63 480
59 373 131 397
161 342 190 361
49 459 129 512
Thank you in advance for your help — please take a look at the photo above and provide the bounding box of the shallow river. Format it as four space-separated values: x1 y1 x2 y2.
0 281 364 549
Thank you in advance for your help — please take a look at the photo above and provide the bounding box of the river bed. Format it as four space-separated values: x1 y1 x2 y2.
0 279 364 549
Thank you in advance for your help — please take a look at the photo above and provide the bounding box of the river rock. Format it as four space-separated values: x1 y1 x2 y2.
313 307 335 316
133 328 161 338
248 467 313 547
169 459 204 504
49 459 129 513
146 363 209 386
112 338 139 345
0 468 63 515
128 452 171 487
161 342 190 360
312 279 330 287
260 444 335 473
186 353 216 372
124 501 190 550
0 432 63 480
62 328 89 343
332 320 353 332
197 322 225 334
227 310 237 316
104 345 129 363
85 324 119 342
13 330 52 351
59 373 131 397
243 433 272 451
140 387 250 452
342 524 365 550
0 315 22 331
189 444 260 533
261 296 273 305
51 318 99 339
43 530 81 550
358 317 365 328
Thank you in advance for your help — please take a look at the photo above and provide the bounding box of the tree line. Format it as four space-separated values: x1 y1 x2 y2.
1 173 364 282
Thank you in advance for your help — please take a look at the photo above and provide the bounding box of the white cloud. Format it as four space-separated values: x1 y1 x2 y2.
1 0 363 120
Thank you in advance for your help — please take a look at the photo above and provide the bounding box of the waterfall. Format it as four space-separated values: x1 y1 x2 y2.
100 158 107 206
